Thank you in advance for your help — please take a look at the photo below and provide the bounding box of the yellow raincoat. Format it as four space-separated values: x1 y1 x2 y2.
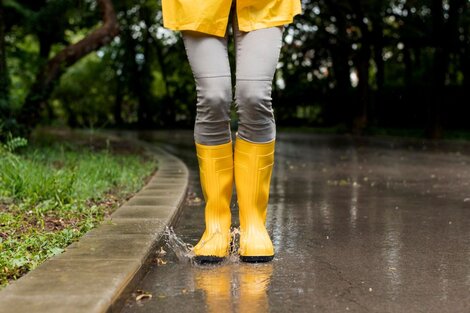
162 0 303 37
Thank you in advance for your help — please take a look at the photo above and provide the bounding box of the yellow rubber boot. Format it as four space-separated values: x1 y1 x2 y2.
234 136 275 262
193 140 233 263
238 264 273 312
193 266 232 313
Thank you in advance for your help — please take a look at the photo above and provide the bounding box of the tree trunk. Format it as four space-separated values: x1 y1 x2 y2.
38 34 52 60
113 82 124 126
326 2 352 127
153 37 171 99
136 43 151 127
427 0 445 139
0 0 8 106
463 37 470 88
17 0 119 135
426 0 465 139
350 0 370 134
403 44 413 86
353 48 370 134
371 14 384 128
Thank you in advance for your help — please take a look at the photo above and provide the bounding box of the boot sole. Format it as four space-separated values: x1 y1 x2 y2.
240 255 274 263
194 255 225 264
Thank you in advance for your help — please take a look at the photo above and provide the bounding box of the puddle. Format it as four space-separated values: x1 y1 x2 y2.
120 131 470 313
162 226 241 265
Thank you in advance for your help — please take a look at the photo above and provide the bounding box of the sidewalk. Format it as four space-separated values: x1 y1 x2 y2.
0 139 189 313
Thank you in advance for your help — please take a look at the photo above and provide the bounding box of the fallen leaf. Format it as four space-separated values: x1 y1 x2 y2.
136 293 152 301
158 246 166 256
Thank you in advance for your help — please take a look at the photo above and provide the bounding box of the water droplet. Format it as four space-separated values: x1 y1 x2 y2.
162 226 243 264
163 226 194 262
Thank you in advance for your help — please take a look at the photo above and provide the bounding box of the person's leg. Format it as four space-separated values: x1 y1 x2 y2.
233 14 284 143
181 29 233 145
232 11 284 262
181 28 233 263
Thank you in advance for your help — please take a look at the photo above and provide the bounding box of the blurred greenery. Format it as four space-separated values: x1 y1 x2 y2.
1 0 470 139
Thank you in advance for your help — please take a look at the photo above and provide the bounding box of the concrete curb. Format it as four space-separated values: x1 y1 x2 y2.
0 142 189 313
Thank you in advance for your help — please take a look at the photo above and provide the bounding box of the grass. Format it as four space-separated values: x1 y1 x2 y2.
0 131 157 288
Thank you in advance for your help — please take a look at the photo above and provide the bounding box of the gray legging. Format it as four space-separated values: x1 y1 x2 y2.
181 2 284 145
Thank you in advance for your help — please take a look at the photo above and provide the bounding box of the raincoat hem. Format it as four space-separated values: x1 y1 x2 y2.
237 17 300 33
163 22 228 38
163 5 303 38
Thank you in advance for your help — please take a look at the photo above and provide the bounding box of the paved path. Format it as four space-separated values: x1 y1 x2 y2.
120 130 470 313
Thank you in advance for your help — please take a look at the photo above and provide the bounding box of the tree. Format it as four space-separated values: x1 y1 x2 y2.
0 0 11 136
3 0 119 136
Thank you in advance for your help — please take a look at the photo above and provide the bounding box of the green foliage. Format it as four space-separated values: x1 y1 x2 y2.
2 0 470 134
0 134 27 153
51 53 117 128
0 0 107 136
0 137 157 287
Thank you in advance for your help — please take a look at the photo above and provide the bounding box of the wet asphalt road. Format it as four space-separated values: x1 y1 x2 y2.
120 130 470 313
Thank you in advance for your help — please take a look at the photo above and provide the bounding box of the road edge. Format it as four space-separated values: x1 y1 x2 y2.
0 138 189 313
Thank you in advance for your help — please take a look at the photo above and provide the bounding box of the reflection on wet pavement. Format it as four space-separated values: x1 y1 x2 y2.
120 131 470 313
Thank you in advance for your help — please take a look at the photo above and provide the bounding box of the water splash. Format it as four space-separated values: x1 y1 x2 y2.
163 226 194 262
228 227 241 263
162 226 242 264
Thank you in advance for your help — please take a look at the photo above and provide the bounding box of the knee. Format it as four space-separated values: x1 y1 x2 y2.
234 80 276 142
196 78 232 122
235 80 274 122
199 88 232 114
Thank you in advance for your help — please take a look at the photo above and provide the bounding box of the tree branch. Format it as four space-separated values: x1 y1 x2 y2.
43 0 119 85
18 0 120 134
